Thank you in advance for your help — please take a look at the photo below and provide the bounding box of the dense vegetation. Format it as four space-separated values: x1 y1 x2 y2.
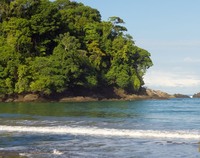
0 0 153 97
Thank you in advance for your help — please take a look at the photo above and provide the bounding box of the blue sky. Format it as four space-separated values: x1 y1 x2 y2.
73 0 200 94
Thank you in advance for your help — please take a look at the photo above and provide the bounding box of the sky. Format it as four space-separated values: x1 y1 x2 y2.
73 0 200 94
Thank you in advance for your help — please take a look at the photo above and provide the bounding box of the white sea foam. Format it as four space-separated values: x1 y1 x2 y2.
0 125 199 140
52 149 63 155
19 153 30 157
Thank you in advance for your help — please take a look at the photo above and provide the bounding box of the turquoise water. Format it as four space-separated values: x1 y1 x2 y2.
0 99 199 157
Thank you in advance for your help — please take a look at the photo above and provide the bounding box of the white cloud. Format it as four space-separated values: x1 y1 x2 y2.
144 70 200 88
137 38 200 94
143 70 200 94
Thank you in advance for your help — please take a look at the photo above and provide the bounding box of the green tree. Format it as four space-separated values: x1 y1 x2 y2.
109 16 127 37
84 23 105 70
57 1 101 42
29 57 66 95
30 0 61 56
0 0 12 22
105 34 152 92
0 0 153 97
15 63 30 93
9 0 40 19
0 36 20 94
1 17 32 56
52 33 98 89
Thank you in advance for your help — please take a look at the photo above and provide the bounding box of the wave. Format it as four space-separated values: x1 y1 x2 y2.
0 125 199 140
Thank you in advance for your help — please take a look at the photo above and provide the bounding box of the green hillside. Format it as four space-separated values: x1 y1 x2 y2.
0 0 153 97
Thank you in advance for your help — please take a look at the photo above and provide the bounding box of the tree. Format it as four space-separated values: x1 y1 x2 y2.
9 0 40 19
1 17 32 56
52 33 98 89
57 2 101 42
105 33 152 93
0 36 20 94
15 63 31 93
0 0 12 22
0 0 153 96
109 16 127 37
84 23 105 70
29 57 66 95
29 0 61 56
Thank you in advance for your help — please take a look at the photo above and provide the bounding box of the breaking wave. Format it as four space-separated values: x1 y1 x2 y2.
0 125 199 140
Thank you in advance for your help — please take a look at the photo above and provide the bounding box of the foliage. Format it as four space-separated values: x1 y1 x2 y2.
0 0 153 96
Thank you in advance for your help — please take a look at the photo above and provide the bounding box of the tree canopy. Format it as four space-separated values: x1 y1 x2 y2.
0 0 153 96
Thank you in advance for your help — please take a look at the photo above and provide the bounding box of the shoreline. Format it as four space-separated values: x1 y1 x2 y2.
0 95 155 103
0 89 192 103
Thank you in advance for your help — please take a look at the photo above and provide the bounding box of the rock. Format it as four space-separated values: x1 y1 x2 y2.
146 89 174 99
174 94 190 98
14 95 25 102
5 98 14 102
113 88 127 98
0 95 5 102
60 96 98 102
193 92 200 98
23 94 39 102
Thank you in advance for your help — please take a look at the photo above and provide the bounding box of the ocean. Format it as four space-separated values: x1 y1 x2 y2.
0 98 199 157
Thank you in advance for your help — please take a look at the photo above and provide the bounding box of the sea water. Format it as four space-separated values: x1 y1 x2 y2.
0 98 199 157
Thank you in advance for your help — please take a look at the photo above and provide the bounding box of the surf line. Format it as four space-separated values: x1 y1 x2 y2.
0 125 199 140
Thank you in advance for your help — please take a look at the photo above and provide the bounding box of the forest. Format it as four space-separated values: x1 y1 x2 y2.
0 0 153 98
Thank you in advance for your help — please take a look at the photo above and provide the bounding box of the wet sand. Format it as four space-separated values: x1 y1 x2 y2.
0 151 27 158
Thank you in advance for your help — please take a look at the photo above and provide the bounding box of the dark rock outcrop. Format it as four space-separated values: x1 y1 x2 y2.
59 96 98 102
23 94 39 102
5 98 14 102
193 92 200 98
145 89 174 99
0 88 176 102
173 94 190 98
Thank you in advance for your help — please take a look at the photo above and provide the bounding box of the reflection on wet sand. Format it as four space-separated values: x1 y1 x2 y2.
0 151 26 158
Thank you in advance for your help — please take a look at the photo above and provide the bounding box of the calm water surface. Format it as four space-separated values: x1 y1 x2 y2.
0 98 199 157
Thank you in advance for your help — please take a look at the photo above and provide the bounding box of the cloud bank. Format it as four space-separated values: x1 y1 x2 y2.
144 70 200 94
